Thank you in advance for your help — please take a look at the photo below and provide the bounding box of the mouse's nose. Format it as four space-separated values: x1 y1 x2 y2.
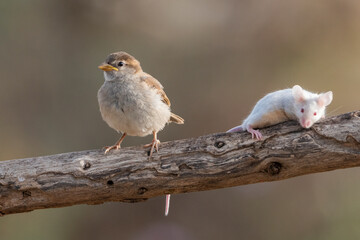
301 119 312 128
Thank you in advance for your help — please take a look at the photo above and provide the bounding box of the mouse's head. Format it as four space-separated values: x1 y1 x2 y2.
292 85 333 128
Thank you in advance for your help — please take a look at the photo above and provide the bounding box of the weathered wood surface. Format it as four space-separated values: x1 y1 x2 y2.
0 111 359 216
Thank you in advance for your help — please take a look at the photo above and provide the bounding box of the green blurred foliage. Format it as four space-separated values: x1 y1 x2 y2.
0 0 360 239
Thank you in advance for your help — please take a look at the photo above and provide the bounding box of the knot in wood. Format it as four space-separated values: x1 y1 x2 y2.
83 162 91 170
214 141 225 149
137 187 148 195
80 160 91 170
343 113 352 120
22 190 31 198
266 162 282 175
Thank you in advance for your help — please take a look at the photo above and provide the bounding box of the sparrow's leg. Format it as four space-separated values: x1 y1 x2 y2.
246 125 262 140
104 132 127 154
144 131 160 158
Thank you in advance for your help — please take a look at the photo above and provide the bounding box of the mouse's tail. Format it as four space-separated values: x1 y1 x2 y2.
165 194 171 216
226 124 244 133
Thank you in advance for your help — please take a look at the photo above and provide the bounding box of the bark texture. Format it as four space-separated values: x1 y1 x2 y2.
0 111 359 216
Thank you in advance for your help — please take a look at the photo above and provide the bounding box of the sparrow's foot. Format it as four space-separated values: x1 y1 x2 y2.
144 139 160 158
246 126 263 140
103 133 127 154
144 131 160 159
103 144 121 154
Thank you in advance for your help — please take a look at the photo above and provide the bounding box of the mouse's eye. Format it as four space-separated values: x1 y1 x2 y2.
301 108 304 113
314 112 317 116
118 61 124 67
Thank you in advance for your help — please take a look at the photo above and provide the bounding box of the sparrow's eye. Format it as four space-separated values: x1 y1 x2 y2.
314 112 317 116
301 108 304 113
118 62 124 67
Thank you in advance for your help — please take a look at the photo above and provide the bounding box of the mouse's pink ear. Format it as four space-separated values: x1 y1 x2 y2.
292 85 305 102
318 91 333 107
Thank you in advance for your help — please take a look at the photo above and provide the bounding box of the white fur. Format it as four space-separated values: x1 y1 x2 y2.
227 85 333 134
98 73 171 137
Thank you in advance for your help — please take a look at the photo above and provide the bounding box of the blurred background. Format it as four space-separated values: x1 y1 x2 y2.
1 0 360 239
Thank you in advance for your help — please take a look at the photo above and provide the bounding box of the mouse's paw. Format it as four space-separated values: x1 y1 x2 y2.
246 126 263 140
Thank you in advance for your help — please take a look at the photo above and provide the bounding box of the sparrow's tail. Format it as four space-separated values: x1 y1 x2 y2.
169 113 184 124
165 194 171 216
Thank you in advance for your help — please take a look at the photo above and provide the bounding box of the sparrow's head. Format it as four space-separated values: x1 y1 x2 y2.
98 51 142 81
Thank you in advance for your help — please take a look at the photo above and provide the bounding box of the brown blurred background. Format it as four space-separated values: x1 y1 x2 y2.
1 0 360 239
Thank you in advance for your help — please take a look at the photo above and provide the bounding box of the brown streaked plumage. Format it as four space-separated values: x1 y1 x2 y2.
97 51 184 155
142 75 171 106
98 51 184 216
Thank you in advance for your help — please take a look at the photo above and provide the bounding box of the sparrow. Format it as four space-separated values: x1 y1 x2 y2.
97 51 184 157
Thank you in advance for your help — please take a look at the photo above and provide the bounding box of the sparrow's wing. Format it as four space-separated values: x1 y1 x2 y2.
142 74 171 106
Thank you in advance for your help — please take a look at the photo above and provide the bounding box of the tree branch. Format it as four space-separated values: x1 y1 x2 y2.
0 111 359 216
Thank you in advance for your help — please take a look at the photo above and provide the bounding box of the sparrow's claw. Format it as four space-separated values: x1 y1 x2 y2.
144 131 160 159
103 144 121 154
102 133 127 154
144 139 160 158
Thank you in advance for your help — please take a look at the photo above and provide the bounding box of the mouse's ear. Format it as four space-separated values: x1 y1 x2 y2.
318 91 333 107
292 85 305 102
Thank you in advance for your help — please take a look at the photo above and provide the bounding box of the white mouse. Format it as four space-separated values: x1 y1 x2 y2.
227 85 333 139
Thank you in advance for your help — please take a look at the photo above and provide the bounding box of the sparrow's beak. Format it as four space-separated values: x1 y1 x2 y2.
98 63 118 72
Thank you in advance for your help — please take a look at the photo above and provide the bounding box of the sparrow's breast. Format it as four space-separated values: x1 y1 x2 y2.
97 79 170 136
